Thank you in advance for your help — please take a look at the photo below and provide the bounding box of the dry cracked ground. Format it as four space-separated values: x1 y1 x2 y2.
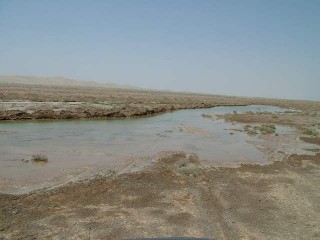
1 84 320 239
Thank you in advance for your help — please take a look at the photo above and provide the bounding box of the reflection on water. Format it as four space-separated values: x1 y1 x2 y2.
0 105 293 182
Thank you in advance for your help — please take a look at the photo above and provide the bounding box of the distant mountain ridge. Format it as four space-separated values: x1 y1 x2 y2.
0 75 136 89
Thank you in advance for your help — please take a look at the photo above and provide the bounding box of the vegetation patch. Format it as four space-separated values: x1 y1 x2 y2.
244 125 257 136
257 125 276 134
301 127 318 136
31 154 48 163
244 124 276 135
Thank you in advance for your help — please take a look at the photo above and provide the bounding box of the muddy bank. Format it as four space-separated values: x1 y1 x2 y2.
1 152 320 239
300 137 320 145
0 101 239 121
0 85 243 121
1 84 320 121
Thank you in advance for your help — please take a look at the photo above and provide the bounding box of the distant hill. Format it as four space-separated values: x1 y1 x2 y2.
0 75 136 89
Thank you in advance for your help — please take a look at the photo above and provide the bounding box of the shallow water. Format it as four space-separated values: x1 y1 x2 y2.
0 105 293 183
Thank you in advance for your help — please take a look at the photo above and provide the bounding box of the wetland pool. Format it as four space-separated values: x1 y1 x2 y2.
0 105 295 191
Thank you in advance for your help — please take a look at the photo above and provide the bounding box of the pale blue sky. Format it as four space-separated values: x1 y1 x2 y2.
0 0 319 100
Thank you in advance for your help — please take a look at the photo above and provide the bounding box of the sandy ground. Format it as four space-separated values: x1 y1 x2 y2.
1 84 320 239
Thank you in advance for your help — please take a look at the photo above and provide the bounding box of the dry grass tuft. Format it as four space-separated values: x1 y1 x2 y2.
31 154 48 163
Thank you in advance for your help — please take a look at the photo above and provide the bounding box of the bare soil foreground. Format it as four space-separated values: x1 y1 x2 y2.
1 151 320 239
1 84 320 239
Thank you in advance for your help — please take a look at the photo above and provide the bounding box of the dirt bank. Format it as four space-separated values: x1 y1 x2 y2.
1 84 320 121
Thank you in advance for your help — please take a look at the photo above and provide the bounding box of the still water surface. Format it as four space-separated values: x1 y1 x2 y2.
0 105 293 183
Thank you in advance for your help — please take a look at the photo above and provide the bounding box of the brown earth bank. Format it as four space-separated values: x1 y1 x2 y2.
1 151 320 240
1 84 320 121
300 137 320 145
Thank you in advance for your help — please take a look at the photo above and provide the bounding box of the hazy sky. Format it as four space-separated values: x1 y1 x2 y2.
0 0 319 100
